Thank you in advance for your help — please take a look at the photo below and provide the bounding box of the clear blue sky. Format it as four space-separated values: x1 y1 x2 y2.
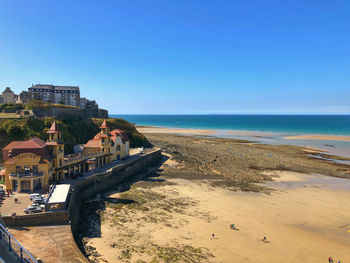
0 0 349 114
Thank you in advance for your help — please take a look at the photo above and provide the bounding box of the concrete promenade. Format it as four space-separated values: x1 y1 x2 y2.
8 225 86 263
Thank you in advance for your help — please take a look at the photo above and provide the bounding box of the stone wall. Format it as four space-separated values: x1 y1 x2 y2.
33 107 82 118
68 149 162 238
32 106 109 119
81 108 108 119
2 210 69 227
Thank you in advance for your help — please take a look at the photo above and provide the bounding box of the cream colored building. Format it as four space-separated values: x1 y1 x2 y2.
110 129 130 160
3 120 130 193
84 120 130 160
3 138 52 192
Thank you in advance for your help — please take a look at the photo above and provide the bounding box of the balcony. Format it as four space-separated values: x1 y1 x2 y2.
63 152 106 165
10 172 44 178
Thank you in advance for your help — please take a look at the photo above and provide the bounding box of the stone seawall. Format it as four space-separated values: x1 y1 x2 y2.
33 107 82 118
68 148 162 238
2 211 69 227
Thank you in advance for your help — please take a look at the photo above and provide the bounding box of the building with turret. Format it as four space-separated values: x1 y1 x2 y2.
84 120 130 161
2 120 129 193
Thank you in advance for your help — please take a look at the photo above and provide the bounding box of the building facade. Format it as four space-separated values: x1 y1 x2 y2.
28 84 80 107
1 87 17 104
19 91 29 104
80 97 87 109
84 120 130 160
2 120 129 193
3 138 52 192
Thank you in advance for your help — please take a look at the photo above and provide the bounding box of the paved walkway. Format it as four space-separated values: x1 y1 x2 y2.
0 192 34 216
8 225 87 263
0 239 19 263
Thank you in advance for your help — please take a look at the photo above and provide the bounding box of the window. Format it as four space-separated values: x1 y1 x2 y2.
24 166 30 173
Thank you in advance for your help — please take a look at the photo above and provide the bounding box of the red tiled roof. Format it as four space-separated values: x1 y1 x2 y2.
30 137 47 148
84 138 100 148
110 129 129 144
47 121 60 134
94 133 110 139
3 141 22 150
4 137 47 150
100 119 109 129
2 137 48 161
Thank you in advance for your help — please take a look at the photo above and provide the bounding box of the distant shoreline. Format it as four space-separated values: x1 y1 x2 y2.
137 125 350 158
137 125 350 142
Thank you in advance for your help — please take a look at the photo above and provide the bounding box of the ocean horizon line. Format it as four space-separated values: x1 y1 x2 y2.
111 114 350 136
111 113 350 116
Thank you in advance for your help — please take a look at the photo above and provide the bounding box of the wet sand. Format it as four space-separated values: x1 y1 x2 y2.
284 134 350 142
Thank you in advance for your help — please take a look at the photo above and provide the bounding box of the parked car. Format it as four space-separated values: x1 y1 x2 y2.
24 205 43 214
32 196 45 204
70 175 77 180
32 203 46 209
30 193 40 200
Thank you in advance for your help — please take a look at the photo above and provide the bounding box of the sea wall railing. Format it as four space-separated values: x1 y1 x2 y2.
63 151 105 165
0 222 38 263
9 172 44 178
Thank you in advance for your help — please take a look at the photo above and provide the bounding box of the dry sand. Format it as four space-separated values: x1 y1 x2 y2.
137 126 273 137
83 171 350 263
137 126 217 135
284 134 350 142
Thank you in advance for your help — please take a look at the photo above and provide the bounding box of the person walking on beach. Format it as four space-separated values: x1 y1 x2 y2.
211 233 215 240
328 256 333 263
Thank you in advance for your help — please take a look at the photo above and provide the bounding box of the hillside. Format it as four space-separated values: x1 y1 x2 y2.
0 117 151 162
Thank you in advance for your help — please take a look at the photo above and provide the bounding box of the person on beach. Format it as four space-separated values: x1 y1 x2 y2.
263 236 267 242
211 233 215 239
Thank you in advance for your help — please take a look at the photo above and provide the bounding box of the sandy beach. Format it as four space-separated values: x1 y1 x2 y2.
78 132 350 263
137 126 273 137
82 172 350 263
138 126 350 142
284 134 350 142
136 126 217 135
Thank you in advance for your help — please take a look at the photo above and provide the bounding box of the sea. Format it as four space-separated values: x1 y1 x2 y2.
112 115 350 135
111 114 350 158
